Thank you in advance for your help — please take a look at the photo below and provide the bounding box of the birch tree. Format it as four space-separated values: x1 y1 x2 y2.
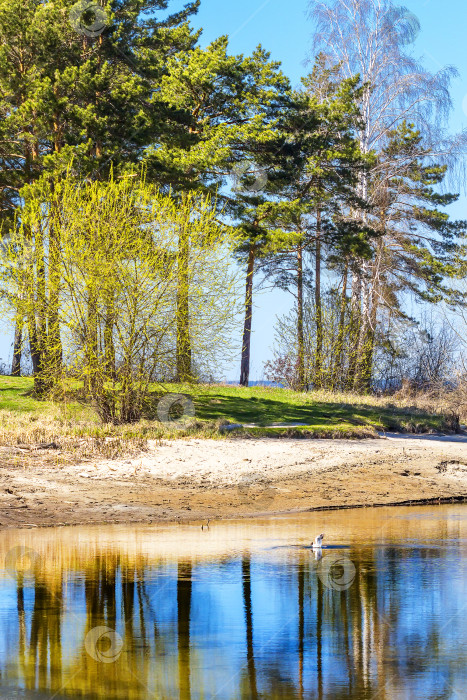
309 0 466 388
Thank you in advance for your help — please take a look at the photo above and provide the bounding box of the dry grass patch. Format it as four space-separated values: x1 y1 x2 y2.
0 410 225 463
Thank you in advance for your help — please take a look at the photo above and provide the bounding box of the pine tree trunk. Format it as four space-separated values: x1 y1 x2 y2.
361 294 378 392
104 291 116 379
86 286 99 395
32 225 48 396
331 266 348 390
36 229 47 348
11 319 23 376
358 241 383 391
297 244 306 391
85 220 101 397
176 222 192 382
346 269 362 389
354 260 371 391
28 315 43 395
314 208 323 388
240 245 255 387
48 198 62 380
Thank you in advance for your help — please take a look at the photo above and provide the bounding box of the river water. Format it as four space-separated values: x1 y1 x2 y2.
0 505 466 699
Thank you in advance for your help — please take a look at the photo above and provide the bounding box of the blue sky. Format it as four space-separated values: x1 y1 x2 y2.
192 0 467 380
0 0 465 379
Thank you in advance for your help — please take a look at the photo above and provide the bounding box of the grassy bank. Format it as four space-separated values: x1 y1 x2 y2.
0 376 455 461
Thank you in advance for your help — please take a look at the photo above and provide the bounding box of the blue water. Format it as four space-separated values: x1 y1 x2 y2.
0 505 465 698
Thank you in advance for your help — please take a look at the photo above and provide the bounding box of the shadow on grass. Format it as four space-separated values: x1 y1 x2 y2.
188 392 447 431
0 376 450 434
193 393 345 426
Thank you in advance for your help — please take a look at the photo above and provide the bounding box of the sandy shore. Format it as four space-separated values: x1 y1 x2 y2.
0 433 466 528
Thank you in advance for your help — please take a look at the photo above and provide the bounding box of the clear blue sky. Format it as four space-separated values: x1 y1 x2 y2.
192 0 467 380
0 0 465 378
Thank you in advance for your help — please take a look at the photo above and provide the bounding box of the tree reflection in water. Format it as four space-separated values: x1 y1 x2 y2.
178 562 192 700
0 511 465 699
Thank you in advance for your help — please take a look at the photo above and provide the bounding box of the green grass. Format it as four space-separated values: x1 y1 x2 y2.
0 376 450 448
188 384 448 434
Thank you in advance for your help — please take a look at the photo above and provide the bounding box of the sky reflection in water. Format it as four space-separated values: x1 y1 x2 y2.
0 505 466 699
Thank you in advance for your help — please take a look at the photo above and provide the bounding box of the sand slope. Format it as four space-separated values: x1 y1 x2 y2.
0 434 466 528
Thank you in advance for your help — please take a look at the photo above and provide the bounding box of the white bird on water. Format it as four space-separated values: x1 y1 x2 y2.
312 533 325 549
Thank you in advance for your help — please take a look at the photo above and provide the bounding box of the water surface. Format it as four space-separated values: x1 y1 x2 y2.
0 505 466 699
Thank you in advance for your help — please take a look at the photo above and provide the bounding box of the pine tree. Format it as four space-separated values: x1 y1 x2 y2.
260 58 373 390
357 121 467 389
0 0 199 382
310 0 465 391
354 122 467 388
147 35 292 384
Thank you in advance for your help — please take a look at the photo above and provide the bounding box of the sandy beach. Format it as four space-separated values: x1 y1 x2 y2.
0 433 466 528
